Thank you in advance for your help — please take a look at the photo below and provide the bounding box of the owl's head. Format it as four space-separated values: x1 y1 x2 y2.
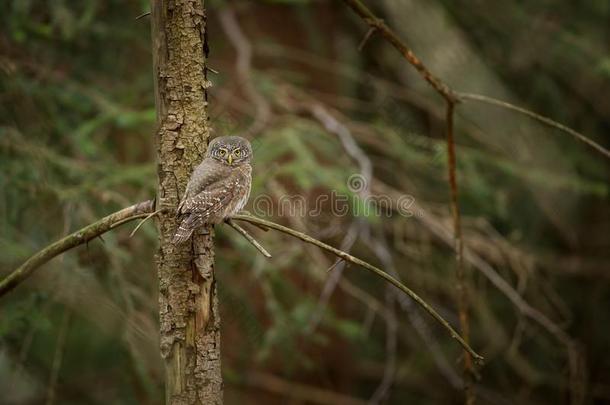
206 135 253 166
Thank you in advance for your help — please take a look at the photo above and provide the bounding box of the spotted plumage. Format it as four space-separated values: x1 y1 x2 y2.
172 136 253 244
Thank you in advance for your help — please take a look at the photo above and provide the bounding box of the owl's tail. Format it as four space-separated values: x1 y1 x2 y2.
172 215 201 244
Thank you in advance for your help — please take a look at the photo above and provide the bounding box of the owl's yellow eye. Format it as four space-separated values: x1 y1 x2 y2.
218 149 227 156
234 149 241 156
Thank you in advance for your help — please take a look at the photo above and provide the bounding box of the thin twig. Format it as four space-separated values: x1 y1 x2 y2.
341 0 457 103
340 1 482 392
325 259 345 273
357 27 377 51
232 213 484 363
458 92 610 160
342 1 483 392
135 11 151 20
342 0 609 162
446 102 475 404
225 218 272 258
0 200 155 297
129 208 164 238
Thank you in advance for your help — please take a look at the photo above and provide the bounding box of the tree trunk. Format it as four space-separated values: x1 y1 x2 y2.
150 1 222 404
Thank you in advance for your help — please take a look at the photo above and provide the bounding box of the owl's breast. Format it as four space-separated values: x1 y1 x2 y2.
231 164 252 214
235 188 250 213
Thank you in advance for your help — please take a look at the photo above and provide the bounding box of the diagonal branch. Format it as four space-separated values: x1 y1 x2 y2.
341 0 457 103
341 0 610 161
0 200 155 297
231 213 484 363
225 218 272 258
458 92 610 159
3 199 483 362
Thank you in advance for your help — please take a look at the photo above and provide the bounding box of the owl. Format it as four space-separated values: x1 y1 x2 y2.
172 135 253 244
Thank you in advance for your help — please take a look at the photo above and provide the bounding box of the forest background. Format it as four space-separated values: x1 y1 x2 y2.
1 1 610 404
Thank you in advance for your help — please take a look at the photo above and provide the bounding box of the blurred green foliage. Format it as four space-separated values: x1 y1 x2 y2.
1 1 609 404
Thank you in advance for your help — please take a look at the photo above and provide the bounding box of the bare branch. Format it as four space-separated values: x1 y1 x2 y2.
135 11 151 20
0 200 155 297
231 213 484 363
357 26 377 51
343 0 609 161
225 218 272 258
446 101 475 402
458 92 610 160
129 208 164 238
341 0 457 102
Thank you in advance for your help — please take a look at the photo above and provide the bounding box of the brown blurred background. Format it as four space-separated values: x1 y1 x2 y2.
1 1 609 404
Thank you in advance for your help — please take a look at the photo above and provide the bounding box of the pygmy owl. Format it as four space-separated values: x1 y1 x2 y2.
172 135 253 244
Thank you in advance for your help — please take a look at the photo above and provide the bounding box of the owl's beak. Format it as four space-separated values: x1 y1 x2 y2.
227 154 233 165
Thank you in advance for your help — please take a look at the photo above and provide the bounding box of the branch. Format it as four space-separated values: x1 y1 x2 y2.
341 0 480 391
225 218 272 258
231 214 484 363
458 92 610 160
341 0 610 161
446 102 475 401
150 1 609 161
341 0 457 102
129 208 164 237
0 200 155 297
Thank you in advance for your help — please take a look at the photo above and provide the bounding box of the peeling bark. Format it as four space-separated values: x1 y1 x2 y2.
150 0 221 403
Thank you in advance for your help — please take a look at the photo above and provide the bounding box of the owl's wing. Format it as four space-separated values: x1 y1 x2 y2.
172 175 243 244
181 180 237 217
181 164 251 215
177 159 226 214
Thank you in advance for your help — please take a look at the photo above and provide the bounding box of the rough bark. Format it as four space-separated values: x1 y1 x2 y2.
150 1 222 404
